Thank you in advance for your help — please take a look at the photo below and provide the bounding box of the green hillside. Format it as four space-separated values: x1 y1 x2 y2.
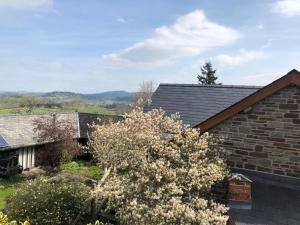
0 90 133 115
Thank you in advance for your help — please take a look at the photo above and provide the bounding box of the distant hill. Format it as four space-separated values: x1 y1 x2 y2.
0 90 136 115
42 90 135 103
83 91 135 101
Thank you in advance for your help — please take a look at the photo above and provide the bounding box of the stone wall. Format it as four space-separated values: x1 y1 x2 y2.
211 85 300 178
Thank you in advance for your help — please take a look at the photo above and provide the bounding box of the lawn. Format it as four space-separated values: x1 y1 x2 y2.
0 188 14 209
60 160 103 181
0 176 25 210
0 106 116 115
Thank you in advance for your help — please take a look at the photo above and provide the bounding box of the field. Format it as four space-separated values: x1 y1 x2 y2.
0 106 116 115
0 91 134 115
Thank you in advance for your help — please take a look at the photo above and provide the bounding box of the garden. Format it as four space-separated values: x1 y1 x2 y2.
0 108 230 225
0 160 102 211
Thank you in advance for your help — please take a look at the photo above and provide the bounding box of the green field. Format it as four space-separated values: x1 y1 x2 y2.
0 106 116 115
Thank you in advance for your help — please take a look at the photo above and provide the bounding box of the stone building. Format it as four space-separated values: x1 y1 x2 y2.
146 69 300 225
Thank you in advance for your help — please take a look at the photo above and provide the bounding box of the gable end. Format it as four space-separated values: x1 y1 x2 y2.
196 69 300 132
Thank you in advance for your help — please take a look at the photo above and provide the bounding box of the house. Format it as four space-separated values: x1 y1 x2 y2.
0 112 121 170
146 69 300 225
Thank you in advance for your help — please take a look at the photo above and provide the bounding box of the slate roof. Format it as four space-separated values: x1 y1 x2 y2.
0 112 80 150
145 84 261 127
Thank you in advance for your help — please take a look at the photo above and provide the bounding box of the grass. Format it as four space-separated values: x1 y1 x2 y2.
0 176 26 210
0 188 14 209
0 106 116 115
60 160 103 181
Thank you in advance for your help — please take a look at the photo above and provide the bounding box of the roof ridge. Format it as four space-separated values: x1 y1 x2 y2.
159 83 262 89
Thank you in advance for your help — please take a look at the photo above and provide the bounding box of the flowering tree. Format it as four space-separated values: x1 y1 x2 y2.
89 108 228 225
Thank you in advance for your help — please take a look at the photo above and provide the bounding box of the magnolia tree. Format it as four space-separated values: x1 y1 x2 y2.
89 108 228 225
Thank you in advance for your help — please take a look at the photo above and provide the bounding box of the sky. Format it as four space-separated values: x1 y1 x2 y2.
1 0 300 93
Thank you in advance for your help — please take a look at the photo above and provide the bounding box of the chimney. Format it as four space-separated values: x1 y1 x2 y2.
228 173 252 210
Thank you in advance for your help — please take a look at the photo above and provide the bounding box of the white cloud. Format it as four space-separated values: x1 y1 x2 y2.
273 0 300 17
103 10 240 66
0 0 53 10
214 50 265 67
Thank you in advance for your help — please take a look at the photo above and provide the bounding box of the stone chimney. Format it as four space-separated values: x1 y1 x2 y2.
228 173 252 209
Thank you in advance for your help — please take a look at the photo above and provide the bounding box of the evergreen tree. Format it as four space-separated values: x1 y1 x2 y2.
197 62 221 85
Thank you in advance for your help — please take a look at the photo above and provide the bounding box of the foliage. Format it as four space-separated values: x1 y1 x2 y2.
0 188 14 210
6 177 89 225
33 114 82 167
0 212 29 225
197 62 220 85
89 108 229 225
0 176 25 210
60 161 103 180
19 96 41 113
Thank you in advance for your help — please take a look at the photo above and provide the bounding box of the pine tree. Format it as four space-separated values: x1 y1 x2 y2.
197 62 221 85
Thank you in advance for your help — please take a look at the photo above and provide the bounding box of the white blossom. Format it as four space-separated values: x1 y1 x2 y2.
89 108 228 225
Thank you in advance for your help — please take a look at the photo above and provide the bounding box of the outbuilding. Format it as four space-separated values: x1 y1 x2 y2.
146 69 300 224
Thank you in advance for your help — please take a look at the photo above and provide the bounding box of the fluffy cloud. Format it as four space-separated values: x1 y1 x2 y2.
214 50 265 67
0 0 53 10
273 0 300 17
103 10 240 66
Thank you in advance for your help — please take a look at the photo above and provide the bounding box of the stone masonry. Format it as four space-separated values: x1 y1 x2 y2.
211 85 300 178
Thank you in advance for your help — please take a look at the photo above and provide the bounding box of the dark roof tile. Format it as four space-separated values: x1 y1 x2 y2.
145 84 261 127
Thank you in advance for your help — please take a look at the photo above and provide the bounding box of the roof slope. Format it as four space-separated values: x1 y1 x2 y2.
145 84 260 127
0 112 79 150
196 69 300 132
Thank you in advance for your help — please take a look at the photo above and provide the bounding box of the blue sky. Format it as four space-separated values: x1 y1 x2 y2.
1 0 300 93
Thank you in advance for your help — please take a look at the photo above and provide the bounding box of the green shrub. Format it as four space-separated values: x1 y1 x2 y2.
6 177 89 225
61 148 75 163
